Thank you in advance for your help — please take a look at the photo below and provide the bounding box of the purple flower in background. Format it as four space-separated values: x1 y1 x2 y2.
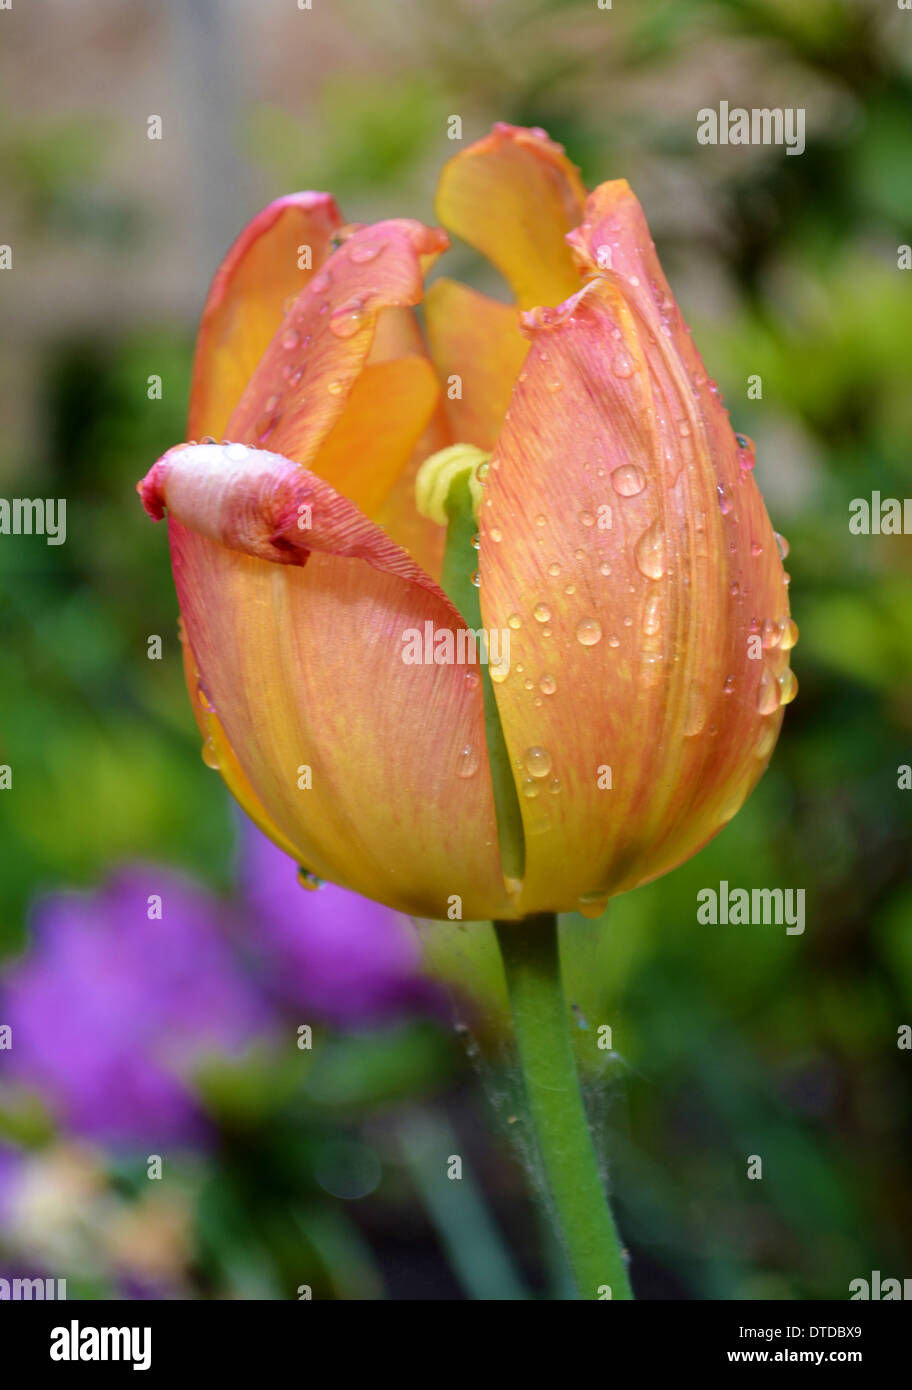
238 819 443 1027
0 869 269 1150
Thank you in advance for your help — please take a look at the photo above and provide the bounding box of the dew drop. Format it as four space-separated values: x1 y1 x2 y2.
225 442 248 462
575 617 602 646
775 531 790 560
329 300 367 338
779 617 799 651
327 379 345 396
525 746 552 779
349 239 385 264
682 681 707 736
717 484 734 515
255 411 280 443
297 867 323 891
470 570 481 587
456 744 479 778
281 329 300 350
578 891 609 919
579 510 596 527
778 668 798 705
201 740 219 769
634 521 665 580
755 665 780 715
507 612 522 631
611 463 646 497
548 561 561 577
489 526 503 543
540 673 557 695
521 777 541 800
611 349 636 378
533 603 551 623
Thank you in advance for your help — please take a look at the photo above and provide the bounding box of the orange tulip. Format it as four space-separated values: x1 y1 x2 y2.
138 124 796 923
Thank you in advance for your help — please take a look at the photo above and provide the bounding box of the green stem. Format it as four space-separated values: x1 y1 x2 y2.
494 914 633 1300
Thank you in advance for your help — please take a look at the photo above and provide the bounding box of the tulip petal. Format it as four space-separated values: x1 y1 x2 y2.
435 123 586 311
140 442 513 920
478 206 792 916
188 192 344 441
424 277 529 451
223 218 448 549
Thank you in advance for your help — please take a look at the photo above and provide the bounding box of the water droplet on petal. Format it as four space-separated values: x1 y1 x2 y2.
778 668 798 705
349 239 385 264
281 330 300 350
297 866 323 891
507 613 522 630
575 617 602 646
327 379 345 396
525 746 552 779
456 744 479 778
775 531 790 560
682 681 707 736
521 777 541 800
635 521 665 580
779 618 799 651
329 300 367 338
755 665 780 715
578 891 609 919
533 603 551 623
540 674 557 695
611 349 635 378
201 740 219 769
611 463 646 497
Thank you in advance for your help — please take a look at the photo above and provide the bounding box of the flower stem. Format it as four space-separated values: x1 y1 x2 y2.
494 914 633 1300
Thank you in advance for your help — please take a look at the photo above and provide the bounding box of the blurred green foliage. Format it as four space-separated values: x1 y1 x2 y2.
1 0 910 1298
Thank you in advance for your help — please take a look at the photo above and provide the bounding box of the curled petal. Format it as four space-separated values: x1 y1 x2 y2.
479 237 791 915
139 442 513 920
435 123 586 310
188 192 344 441
226 219 447 472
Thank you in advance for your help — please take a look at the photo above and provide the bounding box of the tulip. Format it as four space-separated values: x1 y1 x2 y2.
138 124 797 1299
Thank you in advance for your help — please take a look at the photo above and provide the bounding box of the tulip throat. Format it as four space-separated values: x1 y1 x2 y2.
415 444 525 887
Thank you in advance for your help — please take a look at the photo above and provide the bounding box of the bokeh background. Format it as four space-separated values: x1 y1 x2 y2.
1 0 911 1299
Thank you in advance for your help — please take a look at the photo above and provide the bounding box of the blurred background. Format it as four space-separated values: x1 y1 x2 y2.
1 0 911 1299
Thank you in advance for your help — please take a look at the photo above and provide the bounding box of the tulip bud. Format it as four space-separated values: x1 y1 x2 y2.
138 125 796 922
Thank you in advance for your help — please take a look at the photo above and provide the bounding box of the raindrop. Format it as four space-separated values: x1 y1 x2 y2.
456 744 479 778
329 300 367 338
507 613 522 630
682 681 707 736
774 532 790 560
575 617 602 646
611 463 646 497
755 665 780 715
521 777 540 800
540 674 557 695
779 618 799 651
778 668 798 705
349 239 385 264
525 746 552 779
634 521 665 580
201 740 219 770
533 603 551 623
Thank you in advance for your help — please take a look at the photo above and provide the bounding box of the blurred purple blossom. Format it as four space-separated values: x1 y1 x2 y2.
0 868 268 1149
0 820 440 1154
238 819 442 1027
